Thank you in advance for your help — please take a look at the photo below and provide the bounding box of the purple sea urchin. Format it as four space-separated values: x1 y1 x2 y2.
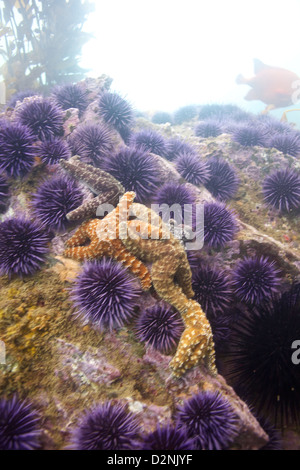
205 157 239 201
15 97 64 140
262 168 300 212
151 111 173 124
165 138 197 162
52 83 88 116
102 146 161 203
0 396 41 450
176 391 237 450
198 103 250 122
0 217 49 277
257 417 282 450
7 90 38 108
226 284 300 426
98 91 133 142
200 202 238 249
142 423 195 450
0 173 10 213
37 137 71 165
195 120 222 138
232 124 267 147
192 264 233 315
70 401 140 450
268 132 300 157
32 175 83 232
135 303 184 354
0 123 36 178
176 152 210 186
71 259 140 331
69 122 114 166
173 105 198 124
129 129 169 157
152 182 195 224
208 312 231 353
256 115 294 136
232 256 281 305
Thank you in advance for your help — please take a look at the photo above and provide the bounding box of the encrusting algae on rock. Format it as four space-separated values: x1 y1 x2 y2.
64 191 217 378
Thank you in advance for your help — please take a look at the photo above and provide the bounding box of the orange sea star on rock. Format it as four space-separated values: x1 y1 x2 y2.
64 192 151 290
64 192 217 377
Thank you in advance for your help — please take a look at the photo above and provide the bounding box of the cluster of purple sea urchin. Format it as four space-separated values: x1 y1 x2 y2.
129 129 169 157
0 122 36 178
135 303 184 354
70 401 140 450
0 218 49 277
175 391 237 450
36 137 71 165
0 396 41 450
232 256 281 305
102 146 161 203
31 175 84 232
71 259 141 331
15 97 64 141
175 151 211 186
262 168 300 212
98 91 134 143
69 122 114 166
205 157 240 201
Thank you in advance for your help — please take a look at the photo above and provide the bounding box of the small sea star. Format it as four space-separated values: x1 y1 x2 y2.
60 155 125 221
64 192 217 377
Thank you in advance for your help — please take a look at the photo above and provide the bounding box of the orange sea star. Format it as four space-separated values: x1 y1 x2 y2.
64 192 151 290
64 192 217 377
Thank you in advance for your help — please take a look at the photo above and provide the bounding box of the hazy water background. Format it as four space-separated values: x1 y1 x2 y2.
79 0 300 127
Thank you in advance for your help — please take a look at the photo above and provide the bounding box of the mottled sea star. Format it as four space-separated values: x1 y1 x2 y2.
60 156 125 221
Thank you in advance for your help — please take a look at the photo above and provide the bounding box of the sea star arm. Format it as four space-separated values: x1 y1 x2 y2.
169 300 217 377
67 190 120 222
110 239 152 290
60 156 124 194
64 239 101 261
65 219 94 247
64 219 110 260
151 253 190 314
